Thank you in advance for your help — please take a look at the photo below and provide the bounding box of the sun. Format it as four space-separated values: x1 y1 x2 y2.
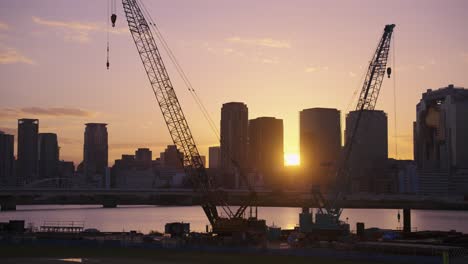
285 153 300 166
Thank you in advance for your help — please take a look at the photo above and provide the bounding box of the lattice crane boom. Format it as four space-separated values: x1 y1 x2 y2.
121 0 228 225
315 24 395 223
356 24 395 111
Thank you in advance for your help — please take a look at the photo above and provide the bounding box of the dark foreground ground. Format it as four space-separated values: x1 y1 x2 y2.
0 244 435 264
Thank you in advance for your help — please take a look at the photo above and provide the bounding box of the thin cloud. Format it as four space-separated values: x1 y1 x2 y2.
226 36 290 48
0 107 96 120
305 66 328 73
462 52 468 63
0 21 9 30
0 127 16 135
259 57 279 64
0 46 35 65
32 16 127 43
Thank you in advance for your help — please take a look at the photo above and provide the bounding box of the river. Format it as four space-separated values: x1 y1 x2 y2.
1 205 467 233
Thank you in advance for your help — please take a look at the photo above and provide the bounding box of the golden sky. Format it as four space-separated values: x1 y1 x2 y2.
1 0 467 166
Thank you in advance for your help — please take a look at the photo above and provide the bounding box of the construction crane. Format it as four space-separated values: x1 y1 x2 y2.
119 0 265 235
309 24 395 232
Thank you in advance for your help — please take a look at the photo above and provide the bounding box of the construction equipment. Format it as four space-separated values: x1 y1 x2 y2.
307 24 396 234
119 0 265 236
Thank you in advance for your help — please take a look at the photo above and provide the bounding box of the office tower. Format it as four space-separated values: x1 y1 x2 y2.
160 145 183 169
83 123 108 179
135 148 152 162
0 131 15 187
38 133 59 179
208 146 221 169
248 117 284 187
345 110 388 192
414 84 468 195
300 108 341 188
17 118 39 185
220 102 248 172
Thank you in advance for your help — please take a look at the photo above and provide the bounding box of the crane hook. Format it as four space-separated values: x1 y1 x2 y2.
111 14 117 27
387 67 392 78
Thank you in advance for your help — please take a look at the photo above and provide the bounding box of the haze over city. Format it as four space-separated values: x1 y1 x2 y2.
1 0 467 166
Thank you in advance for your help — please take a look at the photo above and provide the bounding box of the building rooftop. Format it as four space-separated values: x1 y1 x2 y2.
85 123 107 126
301 107 340 113
422 84 468 100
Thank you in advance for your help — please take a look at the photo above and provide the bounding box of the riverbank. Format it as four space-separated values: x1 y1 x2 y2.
0 244 442 264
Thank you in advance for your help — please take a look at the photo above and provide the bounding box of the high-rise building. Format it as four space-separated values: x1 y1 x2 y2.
220 102 248 189
17 118 39 185
0 131 15 187
248 117 284 187
300 108 341 188
345 110 388 192
414 84 468 195
135 148 152 162
160 145 183 169
38 133 59 179
208 146 221 169
83 123 108 180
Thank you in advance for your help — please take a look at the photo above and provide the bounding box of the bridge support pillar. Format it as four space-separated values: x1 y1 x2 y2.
102 197 117 208
0 198 16 211
403 208 411 235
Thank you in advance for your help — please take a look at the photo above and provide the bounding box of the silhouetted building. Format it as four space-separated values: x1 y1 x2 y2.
220 102 248 188
346 110 388 193
17 118 39 185
248 117 284 187
414 84 468 195
58 161 75 179
83 123 108 181
113 154 157 189
208 146 221 169
0 131 15 187
38 133 59 179
160 145 183 169
300 108 341 189
135 148 152 162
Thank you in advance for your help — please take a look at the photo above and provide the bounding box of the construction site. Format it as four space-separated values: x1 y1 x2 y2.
1 0 468 263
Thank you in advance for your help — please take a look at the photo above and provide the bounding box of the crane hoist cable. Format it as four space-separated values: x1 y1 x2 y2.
392 33 398 159
133 0 258 220
137 0 220 140
138 3 257 214
106 0 110 70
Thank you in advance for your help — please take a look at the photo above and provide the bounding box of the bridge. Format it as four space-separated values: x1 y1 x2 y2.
1 188 467 211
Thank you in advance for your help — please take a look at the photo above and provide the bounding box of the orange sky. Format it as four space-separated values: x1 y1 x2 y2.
1 0 467 166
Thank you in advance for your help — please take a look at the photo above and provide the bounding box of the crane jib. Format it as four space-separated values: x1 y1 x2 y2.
121 0 228 225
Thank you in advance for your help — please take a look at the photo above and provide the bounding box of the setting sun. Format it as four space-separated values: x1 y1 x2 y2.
285 153 300 166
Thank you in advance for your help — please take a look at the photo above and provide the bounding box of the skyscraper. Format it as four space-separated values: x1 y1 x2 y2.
414 84 468 195
0 131 15 187
220 102 248 171
220 102 248 188
38 133 59 179
17 118 39 185
300 108 341 188
248 117 284 187
345 110 388 192
208 146 221 169
84 123 108 180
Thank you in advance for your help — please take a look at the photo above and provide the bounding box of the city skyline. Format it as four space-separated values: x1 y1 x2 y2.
1 0 468 165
